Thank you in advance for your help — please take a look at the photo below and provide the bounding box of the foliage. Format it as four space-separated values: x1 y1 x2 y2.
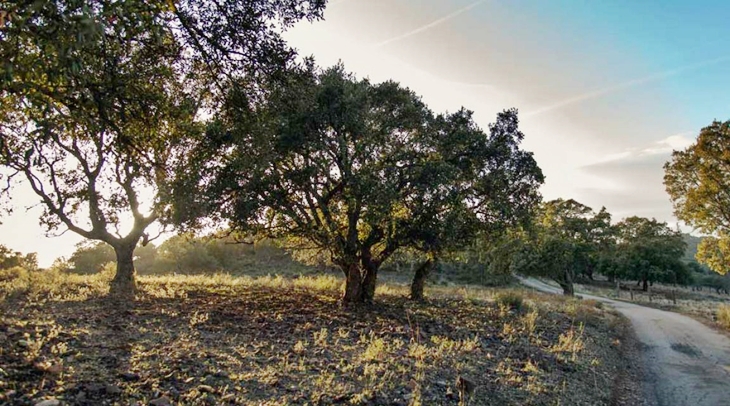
664 120 730 274
515 199 611 295
0 244 37 271
717 304 730 330
175 64 543 304
68 241 116 274
494 291 525 311
610 217 688 290
0 0 326 298
695 234 730 275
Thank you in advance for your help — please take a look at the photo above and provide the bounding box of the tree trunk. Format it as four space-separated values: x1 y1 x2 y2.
558 269 574 296
410 259 434 300
362 266 377 303
109 243 137 300
341 263 364 305
642 278 648 292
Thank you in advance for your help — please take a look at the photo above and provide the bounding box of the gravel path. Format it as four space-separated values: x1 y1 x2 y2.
519 276 730 406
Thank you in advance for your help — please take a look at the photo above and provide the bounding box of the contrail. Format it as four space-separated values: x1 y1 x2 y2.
375 0 487 48
525 55 730 118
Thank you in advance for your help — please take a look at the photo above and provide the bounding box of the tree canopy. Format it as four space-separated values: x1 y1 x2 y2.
664 119 730 275
174 64 543 304
515 199 611 295
609 217 688 290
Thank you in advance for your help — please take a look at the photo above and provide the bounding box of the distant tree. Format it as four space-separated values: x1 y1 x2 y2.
0 0 326 299
515 199 609 295
69 241 116 274
132 242 158 274
174 64 543 305
664 120 730 275
612 217 687 291
0 244 38 270
154 234 220 274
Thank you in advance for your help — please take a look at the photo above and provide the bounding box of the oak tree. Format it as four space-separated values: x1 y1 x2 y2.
0 0 325 299
515 199 609 295
664 120 730 275
176 64 543 305
612 216 687 291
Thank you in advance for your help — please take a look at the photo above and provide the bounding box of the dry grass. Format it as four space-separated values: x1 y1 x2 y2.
0 268 639 405
563 278 730 332
717 305 730 330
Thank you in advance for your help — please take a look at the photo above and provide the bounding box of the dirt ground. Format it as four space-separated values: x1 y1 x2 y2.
0 273 644 405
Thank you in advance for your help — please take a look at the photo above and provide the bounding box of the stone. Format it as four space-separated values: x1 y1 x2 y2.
121 372 140 381
148 396 172 406
35 399 61 406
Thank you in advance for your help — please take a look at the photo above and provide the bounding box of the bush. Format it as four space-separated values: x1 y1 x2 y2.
717 304 730 330
495 291 524 311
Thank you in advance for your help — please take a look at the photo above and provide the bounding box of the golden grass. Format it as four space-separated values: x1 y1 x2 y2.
717 304 730 330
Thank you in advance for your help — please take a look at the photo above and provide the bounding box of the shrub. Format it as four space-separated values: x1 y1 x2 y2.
495 291 524 311
717 304 730 330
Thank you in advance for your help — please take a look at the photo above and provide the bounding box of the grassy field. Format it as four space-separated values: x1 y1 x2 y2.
0 268 644 405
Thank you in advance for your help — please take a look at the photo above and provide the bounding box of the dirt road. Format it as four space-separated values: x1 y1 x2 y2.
519 277 730 406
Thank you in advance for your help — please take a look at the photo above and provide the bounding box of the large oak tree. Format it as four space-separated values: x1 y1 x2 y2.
0 0 326 299
175 64 543 305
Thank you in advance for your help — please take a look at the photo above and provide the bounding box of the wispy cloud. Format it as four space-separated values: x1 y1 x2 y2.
375 0 487 48
525 55 730 118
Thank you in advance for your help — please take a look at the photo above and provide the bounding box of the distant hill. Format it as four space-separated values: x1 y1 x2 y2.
682 233 702 263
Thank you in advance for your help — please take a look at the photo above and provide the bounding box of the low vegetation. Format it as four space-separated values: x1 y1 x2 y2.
717 305 730 330
0 268 644 405
562 278 730 333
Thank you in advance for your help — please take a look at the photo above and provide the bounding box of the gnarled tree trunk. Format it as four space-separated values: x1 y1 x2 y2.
341 263 364 305
109 242 137 300
362 265 377 303
558 268 574 296
410 259 434 300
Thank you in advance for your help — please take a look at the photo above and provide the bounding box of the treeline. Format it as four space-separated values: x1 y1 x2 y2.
60 235 304 276
0 245 38 271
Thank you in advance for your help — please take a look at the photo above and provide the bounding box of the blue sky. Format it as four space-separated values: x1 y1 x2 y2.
1 0 729 265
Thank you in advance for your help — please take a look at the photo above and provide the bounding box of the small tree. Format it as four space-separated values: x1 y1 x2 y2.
665 120 730 274
0 244 37 271
69 241 116 274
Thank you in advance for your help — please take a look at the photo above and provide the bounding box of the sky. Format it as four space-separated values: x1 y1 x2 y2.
2 0 730 266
